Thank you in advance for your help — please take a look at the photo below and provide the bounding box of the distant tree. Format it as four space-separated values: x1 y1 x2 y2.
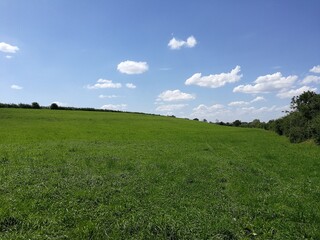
233 120 241 127
32 102 40 109
203 119 208 123
50 103 59 110
193 118 199 121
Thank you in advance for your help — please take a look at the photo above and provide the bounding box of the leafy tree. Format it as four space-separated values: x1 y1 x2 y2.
291 91 320 119
233 120 241 127
50 103 59 110
32 102 40 109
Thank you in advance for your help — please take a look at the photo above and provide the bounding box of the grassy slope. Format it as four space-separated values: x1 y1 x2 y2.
0 108 319 239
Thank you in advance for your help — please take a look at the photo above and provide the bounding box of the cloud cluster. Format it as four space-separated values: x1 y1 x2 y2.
185 66 242 88
0 42 19 53
87 79 121 89
157 89 195 102
277 86 317 99
302 75 320 84
228 96 265 107
117 60 148 74
156 104 187 112
168 36 197 50
126 83 136 89
101 104 127 111
233 72 298 94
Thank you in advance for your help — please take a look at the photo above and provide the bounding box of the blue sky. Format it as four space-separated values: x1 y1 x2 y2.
1 0 320 122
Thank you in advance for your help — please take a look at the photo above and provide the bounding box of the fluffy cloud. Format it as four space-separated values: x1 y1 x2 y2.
192 104 225 115
310 65 320 74
5 55 13 59
157 89 195 102
301 75 320 84
87 79 122 89
233 72 298 94
101 104 127 111
99 94 119 99
156 104 187 112
0 42 19 53
168 36 197 50
11 84 23 90
117 60 148 74
126 83 136 89
277 86 317 99
185 66 242 88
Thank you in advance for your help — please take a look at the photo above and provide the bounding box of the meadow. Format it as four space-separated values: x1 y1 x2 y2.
0 108 319 239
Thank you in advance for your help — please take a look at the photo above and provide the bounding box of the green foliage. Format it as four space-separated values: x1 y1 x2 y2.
271 91 320 144
50 103 59 109
0 108 320 239
31 102 40 109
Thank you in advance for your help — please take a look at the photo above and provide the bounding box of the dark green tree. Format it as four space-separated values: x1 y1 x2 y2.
50 103 59 110
32 102 40 109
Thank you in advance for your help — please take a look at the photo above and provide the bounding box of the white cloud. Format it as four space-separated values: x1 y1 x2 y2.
87 79 122 89
156 104 187 112
126 83 136 89
11 84 23 90
168 36 197 50
5 55 13 59
52 101 68 107
233 72 298 94
301 75 320 84
277 86 317 99
185 66 242 88
0 42 19 53
117 60 148 74
228 96 266 107
99 94 119 99
228 101 249 107
251 96 265 103
157 89 195 102
101 104 127 111
310 65 320 74
192 104 225 114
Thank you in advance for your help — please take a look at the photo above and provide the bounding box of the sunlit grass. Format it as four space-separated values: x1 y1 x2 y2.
0 108 319 239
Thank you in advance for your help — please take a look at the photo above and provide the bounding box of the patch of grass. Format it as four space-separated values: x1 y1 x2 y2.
0 108 320 239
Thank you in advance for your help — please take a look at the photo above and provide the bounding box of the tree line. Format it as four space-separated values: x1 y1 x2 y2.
217 91 320 145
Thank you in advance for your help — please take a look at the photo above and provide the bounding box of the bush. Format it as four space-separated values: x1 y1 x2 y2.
50 103 59 110
32 102 40 109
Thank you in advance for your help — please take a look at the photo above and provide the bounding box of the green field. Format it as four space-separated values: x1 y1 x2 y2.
0 108 319 239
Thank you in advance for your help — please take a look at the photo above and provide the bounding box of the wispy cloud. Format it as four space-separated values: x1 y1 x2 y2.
126 83 136 89
185 66 242 88
87 79 122 89
168 36 197 50
117 60 148 74
0 42 19 53
99 94 119 99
